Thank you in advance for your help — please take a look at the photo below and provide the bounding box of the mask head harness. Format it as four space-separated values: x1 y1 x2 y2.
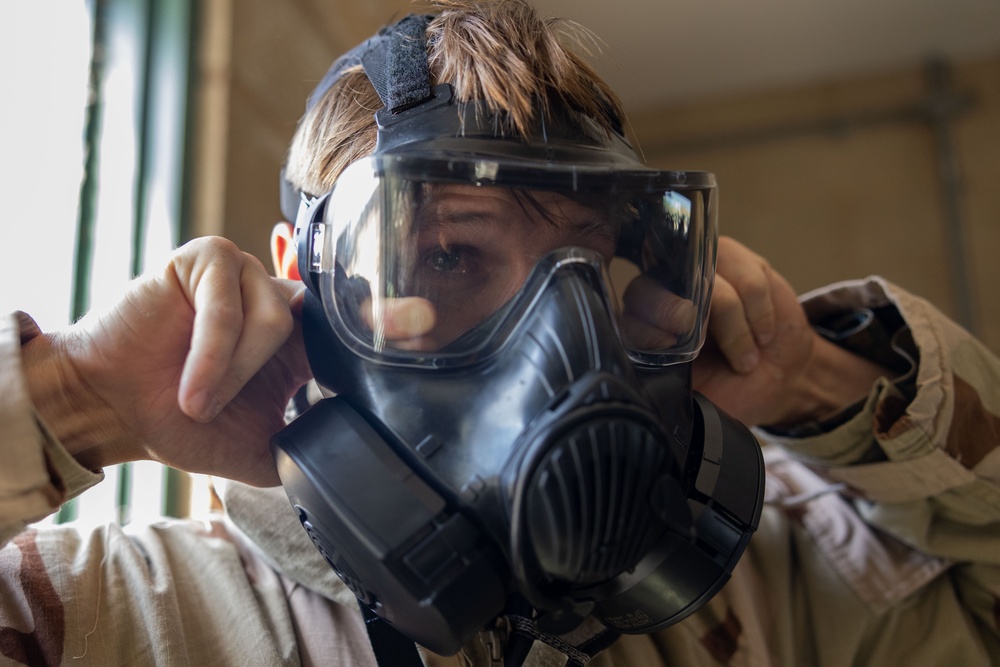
273 13 764 660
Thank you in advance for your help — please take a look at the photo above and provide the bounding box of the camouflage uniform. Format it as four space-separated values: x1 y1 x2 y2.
2 277 998 666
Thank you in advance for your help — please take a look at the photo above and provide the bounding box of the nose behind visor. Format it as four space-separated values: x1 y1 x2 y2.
301 152 717 368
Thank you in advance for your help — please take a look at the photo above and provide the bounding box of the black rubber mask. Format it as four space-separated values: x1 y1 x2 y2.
272 13 764 657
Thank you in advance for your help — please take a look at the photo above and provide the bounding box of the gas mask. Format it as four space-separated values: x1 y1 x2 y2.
272 14 763 658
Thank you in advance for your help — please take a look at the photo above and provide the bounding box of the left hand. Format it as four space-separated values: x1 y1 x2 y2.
691 237 816 426
692 237 893 428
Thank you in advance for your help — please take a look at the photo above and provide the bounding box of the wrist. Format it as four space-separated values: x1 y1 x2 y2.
770 334 891 429
21 328 131 471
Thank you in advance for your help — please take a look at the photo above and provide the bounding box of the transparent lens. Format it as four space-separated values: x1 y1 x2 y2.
317 156 716 367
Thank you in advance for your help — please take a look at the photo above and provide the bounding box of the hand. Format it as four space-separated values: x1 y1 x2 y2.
691 237 813 426
615 236 810 425
24 237 312 487
692 237 889 427
621 274 697 349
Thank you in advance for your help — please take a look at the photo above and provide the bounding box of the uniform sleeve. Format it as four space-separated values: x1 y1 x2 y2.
766 277 1000 543
761 277 1000 654
0 312 103 545
0 313 363 666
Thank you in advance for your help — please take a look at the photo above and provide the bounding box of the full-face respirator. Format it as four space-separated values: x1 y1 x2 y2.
272 14 764 659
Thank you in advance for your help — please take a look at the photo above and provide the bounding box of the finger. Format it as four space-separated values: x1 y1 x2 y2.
208 258 296 409
622 274 697 337
176 244 247 421
275 278 307 316
622 313 680 349
359 297 436 340
717 237 776 346
274 277 306 301
707 275 759 374
174 240 296 422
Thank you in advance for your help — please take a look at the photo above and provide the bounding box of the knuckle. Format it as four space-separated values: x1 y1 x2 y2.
242 251 267 272
187 235 240 256
717 235 738 252
742 275 771 301
209 302 245 333
710 284 739 312
171 236 243 277
717 235 747 258
260 302 294 337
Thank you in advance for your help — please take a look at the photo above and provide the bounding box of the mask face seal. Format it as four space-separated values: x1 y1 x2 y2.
273 12 764 658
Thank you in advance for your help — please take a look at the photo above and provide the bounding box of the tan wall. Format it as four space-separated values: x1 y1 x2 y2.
630 57 1000 352
189 0 1000 351
188 0 412 264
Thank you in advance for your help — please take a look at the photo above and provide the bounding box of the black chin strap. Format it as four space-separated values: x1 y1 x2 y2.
358 601 424 667
358 598 620 667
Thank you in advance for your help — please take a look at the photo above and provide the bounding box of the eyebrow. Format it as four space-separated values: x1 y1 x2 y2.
418 190 616 238
416 209 504 234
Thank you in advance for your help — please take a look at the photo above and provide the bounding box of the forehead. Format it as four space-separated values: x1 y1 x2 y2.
417 183 598 225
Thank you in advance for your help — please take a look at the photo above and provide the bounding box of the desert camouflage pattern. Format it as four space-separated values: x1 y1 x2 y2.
1 276 998 666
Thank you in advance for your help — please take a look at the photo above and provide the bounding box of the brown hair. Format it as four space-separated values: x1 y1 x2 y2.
284 0 626 197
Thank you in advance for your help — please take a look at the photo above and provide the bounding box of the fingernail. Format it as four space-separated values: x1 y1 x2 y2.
737 350 759 373
189 390 222 422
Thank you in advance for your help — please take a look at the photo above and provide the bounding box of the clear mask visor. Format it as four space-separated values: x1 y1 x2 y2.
308 153 717 368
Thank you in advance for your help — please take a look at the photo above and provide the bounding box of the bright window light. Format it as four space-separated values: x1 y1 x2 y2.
2 2 211 527
0 2 92 330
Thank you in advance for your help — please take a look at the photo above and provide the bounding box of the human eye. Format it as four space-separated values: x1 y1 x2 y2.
411 243 486 300
424 245 469 273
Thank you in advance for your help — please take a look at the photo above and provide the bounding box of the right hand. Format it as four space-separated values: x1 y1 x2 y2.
25 237 313 487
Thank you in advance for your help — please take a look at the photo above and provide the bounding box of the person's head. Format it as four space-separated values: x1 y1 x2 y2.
271 0 626 282
270 1 762 656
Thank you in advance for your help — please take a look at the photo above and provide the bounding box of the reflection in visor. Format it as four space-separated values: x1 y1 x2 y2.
665 191 691 237
316 156 716 368
315 160 399 352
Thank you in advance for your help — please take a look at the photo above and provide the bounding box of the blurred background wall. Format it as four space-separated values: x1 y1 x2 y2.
186 0 1000 351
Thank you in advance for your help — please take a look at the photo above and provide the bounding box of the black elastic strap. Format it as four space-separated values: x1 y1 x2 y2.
281 14 435 216
361 14 433 113
358 601 424 667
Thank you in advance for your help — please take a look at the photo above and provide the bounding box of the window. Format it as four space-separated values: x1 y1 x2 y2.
2 0 205 526
2 3 91 331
